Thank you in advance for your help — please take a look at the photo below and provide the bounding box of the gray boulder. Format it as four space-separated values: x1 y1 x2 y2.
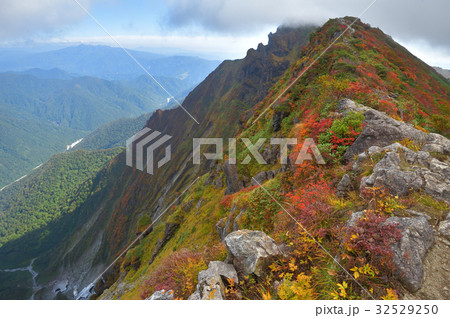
385 217 434 293
337 99 450 163
346 211 366 227
187 290 201 300
146 289 174 300
353 142 450 203
341 106 428 163
224 230 282 277
336 98 370 114
189 261 238 300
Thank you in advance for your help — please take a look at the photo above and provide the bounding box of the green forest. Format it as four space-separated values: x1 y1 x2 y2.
0 148 122 248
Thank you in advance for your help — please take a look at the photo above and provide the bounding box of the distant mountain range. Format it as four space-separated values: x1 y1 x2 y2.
0 44 220 82
0 45 220 187
0 19 449 301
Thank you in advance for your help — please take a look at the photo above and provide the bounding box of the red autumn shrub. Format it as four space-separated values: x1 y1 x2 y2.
285 179 336 238
345 212 402 270
140 249 207 299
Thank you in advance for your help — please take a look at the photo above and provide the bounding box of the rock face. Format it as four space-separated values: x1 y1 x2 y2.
346 213 434 292
353 142 450 203
272 109 290 132
224 230 282 277
146 289 174 300
223 162 241 195
339 99 450 163
189 261 239 300
385 217 434 293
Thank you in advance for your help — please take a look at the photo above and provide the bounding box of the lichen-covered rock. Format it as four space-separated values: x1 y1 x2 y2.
385 217 434 293
352 141 450 203
189 261 238 300
338 100 450 164
342 106 428 162
146 289 174 300
224 230 282 277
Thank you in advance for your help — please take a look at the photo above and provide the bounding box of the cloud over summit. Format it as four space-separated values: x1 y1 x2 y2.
165 0 450 50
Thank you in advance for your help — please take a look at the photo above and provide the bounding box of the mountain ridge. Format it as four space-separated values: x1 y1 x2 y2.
1 18 449 300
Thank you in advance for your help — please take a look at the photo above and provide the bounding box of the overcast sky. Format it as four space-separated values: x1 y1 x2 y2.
0 0 449 67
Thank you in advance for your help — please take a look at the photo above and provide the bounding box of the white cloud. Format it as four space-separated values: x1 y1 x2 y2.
165 0 450 49
0 0 95 40
396 38 450 69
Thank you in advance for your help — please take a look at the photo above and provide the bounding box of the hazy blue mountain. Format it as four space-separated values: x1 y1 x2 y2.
0 44 221 82
14 68 73 80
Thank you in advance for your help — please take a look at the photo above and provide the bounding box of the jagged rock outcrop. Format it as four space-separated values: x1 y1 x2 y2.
339 99 448 295
92 262 121 298
224 230 282 277
188 261 239 300
347 212 434 292
353 142 450 203
385 217 435 292
339 99 450 163
336 99 450 203
146 289 174 300
216 205 245 241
